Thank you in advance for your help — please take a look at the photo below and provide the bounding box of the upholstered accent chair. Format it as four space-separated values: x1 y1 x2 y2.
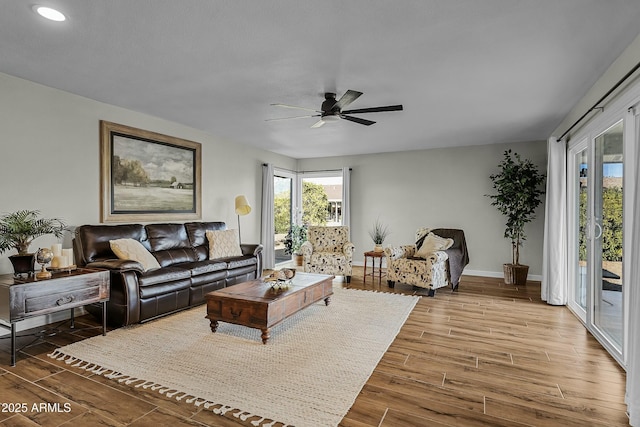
300 226 355 282
384 228 469 296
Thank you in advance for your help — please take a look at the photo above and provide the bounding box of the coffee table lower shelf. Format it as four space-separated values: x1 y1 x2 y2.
205 272 334 344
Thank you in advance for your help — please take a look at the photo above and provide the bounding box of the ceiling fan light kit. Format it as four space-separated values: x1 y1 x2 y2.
269 89 403 128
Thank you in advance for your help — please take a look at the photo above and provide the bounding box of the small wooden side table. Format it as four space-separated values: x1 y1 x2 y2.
0 268 109 366
363 250 386 284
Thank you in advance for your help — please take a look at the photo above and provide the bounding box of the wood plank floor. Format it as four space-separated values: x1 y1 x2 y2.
0 268 628 426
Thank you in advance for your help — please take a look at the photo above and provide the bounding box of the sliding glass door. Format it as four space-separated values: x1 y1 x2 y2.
592 120 624 351
568 119 625 362
568 141 588 317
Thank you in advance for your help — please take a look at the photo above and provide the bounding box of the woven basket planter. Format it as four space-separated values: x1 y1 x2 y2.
503 263 529 286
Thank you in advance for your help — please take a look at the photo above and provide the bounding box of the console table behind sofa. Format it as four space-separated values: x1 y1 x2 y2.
73 222 263 326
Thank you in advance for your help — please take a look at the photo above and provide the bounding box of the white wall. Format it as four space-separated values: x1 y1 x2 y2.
297 140 547 277
0 72 296 275
0 71 547 279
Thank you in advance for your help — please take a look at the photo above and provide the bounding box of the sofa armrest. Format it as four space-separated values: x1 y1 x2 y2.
86 259 145 274
300 241 313 257
241 243 263 257
342 242 355 258
384 245 416 261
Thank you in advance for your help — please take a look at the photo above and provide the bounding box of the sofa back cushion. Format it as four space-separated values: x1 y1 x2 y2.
185 221 227 261
74 224 147 266
145 223 196 267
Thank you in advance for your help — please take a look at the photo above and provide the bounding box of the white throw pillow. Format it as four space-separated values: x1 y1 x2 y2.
414 232 454 258
110 238 160 272
206 229 242 259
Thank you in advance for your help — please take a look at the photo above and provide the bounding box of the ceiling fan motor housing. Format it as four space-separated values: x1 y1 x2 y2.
321 93 338 116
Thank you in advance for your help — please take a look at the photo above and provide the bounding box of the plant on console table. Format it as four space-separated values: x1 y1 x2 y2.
486 150 545 286
284 224 307 266
368 218 389 252
0 210 67 276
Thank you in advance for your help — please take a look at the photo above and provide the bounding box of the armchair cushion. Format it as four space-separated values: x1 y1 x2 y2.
415 232 453 258
309 252 349 267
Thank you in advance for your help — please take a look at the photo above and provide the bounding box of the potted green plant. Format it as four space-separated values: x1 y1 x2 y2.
487 150 545 285
368 218 389 252
0 210 67 275
284 224 308 266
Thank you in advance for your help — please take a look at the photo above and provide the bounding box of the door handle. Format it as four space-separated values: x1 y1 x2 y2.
594 222 603 240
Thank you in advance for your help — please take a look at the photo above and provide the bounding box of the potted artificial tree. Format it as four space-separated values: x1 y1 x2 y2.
0 210 67 276
284 224 308 266
487 150 545 285
368 218 389 252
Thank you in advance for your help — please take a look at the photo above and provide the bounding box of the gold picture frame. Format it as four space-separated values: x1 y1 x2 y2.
100 121 202 223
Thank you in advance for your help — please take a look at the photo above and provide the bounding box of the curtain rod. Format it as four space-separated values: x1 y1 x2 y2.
558 59 640 141
262 164 351 173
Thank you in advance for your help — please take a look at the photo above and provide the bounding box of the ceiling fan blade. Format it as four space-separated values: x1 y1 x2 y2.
270 103 320 113
265 114 320 122
342 104 403 114
310 119 325 128
332 90 363 111
341 115 376 126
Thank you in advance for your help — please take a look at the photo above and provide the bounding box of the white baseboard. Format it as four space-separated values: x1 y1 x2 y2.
353 261 541 282
462 269 542 282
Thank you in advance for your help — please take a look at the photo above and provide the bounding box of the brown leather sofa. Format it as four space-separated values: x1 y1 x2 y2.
73 222 263 326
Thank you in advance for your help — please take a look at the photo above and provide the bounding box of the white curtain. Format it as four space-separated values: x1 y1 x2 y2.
261 163 275 270
541 136 568 305
341 167 351 235
626 106 640 426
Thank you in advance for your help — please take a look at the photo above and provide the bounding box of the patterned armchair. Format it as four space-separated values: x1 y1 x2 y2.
384 228 469 296
300 226 355 282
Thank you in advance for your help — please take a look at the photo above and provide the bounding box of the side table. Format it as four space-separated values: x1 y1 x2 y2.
363 250 386 284
0 268 110 366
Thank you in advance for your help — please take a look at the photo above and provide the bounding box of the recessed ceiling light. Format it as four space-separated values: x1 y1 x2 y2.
33 5 66 22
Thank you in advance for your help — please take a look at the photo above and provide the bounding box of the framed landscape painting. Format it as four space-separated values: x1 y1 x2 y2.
100 121 202 223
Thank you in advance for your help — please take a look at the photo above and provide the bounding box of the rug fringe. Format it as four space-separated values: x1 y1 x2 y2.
345 287 423 298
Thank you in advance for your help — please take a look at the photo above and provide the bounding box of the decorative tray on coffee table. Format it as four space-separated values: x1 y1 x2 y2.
264 268 296 289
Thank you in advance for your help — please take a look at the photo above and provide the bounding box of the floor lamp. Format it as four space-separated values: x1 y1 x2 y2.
235 195 251 243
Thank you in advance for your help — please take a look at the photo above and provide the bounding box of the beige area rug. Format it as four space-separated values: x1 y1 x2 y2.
49 287 419 427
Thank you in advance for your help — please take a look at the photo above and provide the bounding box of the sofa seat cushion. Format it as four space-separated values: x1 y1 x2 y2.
309 251 347 267
176 260 228 276
138 267 192 288
225 256 258 269
139 279 192 300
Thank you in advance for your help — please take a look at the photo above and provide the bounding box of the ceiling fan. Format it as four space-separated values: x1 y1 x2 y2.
267 90 403 128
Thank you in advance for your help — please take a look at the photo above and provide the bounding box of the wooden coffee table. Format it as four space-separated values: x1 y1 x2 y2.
205 272 334 344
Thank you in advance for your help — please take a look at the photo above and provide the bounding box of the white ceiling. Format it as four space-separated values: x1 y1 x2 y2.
2 1 640 159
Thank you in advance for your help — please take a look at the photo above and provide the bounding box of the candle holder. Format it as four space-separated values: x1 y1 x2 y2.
35 248 54 280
